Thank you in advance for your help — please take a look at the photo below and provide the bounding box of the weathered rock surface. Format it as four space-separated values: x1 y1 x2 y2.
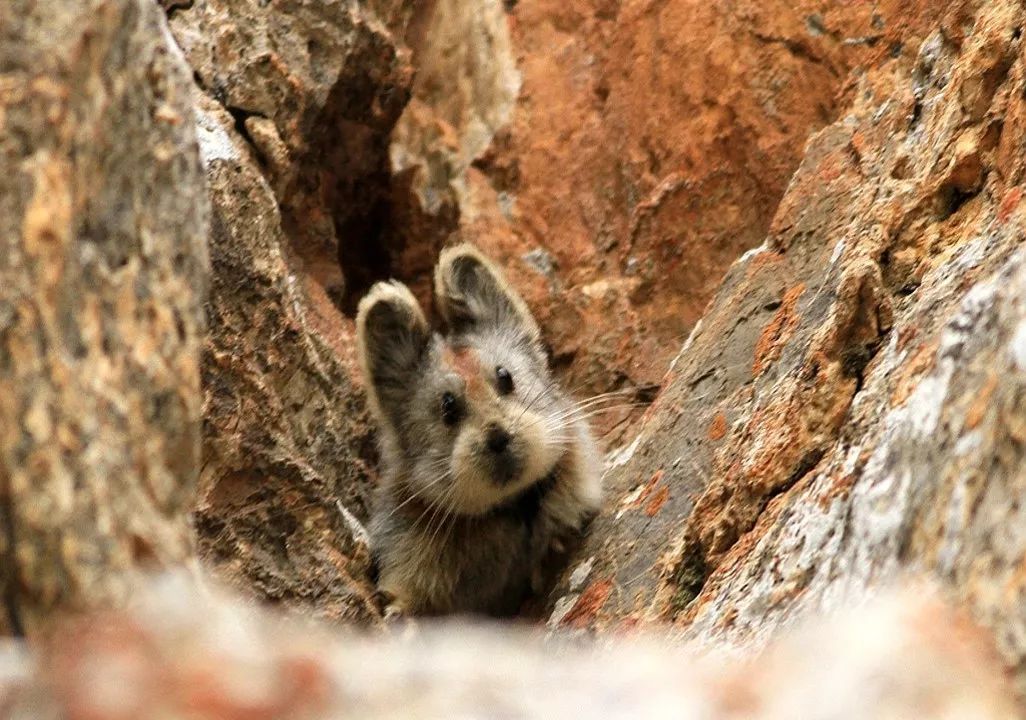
166 0 416 621
0 575 1018 719
389 0 951 420
192 94 381 623
551 0 1026 692
169 0 413 306
0 0 207 635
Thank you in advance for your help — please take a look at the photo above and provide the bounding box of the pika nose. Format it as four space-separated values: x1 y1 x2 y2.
486 425 511 454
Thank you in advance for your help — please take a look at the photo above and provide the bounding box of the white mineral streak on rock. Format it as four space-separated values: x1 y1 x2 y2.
194 107 239 166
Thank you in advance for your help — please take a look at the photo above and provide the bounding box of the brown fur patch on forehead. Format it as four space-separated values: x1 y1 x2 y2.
443 346 485 395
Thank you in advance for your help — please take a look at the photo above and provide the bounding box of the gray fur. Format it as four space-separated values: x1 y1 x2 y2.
356 244 602 616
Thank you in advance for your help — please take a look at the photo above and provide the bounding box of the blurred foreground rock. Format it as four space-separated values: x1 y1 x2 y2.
0 0 207 635
0 576 1017 719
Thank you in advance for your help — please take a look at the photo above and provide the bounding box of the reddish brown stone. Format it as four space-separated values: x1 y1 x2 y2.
387 0 951 429
707 413 728 442
543 0 1026 696
644 486 670 518
561 579 613 629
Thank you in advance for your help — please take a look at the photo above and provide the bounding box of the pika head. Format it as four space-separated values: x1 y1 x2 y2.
357 244 571 516
356 244 602 615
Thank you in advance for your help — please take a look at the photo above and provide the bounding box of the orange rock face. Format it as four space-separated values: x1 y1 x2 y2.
546 0 1026 695
391 0 949 426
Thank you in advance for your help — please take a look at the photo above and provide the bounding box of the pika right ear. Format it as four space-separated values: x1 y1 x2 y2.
356 281 430 426
434 243 541 344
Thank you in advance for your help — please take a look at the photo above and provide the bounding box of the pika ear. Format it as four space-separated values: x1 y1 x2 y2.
433 244 541 343
356 281 431 426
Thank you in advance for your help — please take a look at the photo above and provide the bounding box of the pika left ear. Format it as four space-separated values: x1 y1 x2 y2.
356 280 431 428
433 243 542 345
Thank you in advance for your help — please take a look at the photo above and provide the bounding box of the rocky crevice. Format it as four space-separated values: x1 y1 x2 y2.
5 0 1026 710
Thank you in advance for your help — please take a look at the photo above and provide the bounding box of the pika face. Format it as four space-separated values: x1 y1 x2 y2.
394 331 571 516
357 244 601 616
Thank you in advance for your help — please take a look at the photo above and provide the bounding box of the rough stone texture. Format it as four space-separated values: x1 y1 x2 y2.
166 0 418 621
192 95 380 623
0 0 207 636
0 575 1018 719
547 0 1026 692
388 0 951 432
5 0 1026 710
384 0 520 307
169 0 413 307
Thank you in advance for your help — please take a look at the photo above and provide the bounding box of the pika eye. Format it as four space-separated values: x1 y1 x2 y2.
495 366 514 395
440 391 461 426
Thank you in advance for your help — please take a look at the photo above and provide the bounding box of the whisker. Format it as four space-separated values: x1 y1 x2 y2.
411 490 443 532
553 393 645 419
380 468 453 523
424 486 457 557
511 375 559 432
568 388 643 406
420 482 460 570
435 508 459 567
531 402 648 428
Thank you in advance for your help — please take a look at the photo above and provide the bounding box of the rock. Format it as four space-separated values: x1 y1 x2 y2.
384 0 520 307
165 0 417 621
387 0 952 429
0 0 207 634
0 575 1018 718
193 95 380 623
168 0 413 306
550 0 1026 693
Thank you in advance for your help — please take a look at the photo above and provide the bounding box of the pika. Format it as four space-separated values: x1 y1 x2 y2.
356 244 602 616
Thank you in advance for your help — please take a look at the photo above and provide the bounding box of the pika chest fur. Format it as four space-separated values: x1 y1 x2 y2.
356 244 603 616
